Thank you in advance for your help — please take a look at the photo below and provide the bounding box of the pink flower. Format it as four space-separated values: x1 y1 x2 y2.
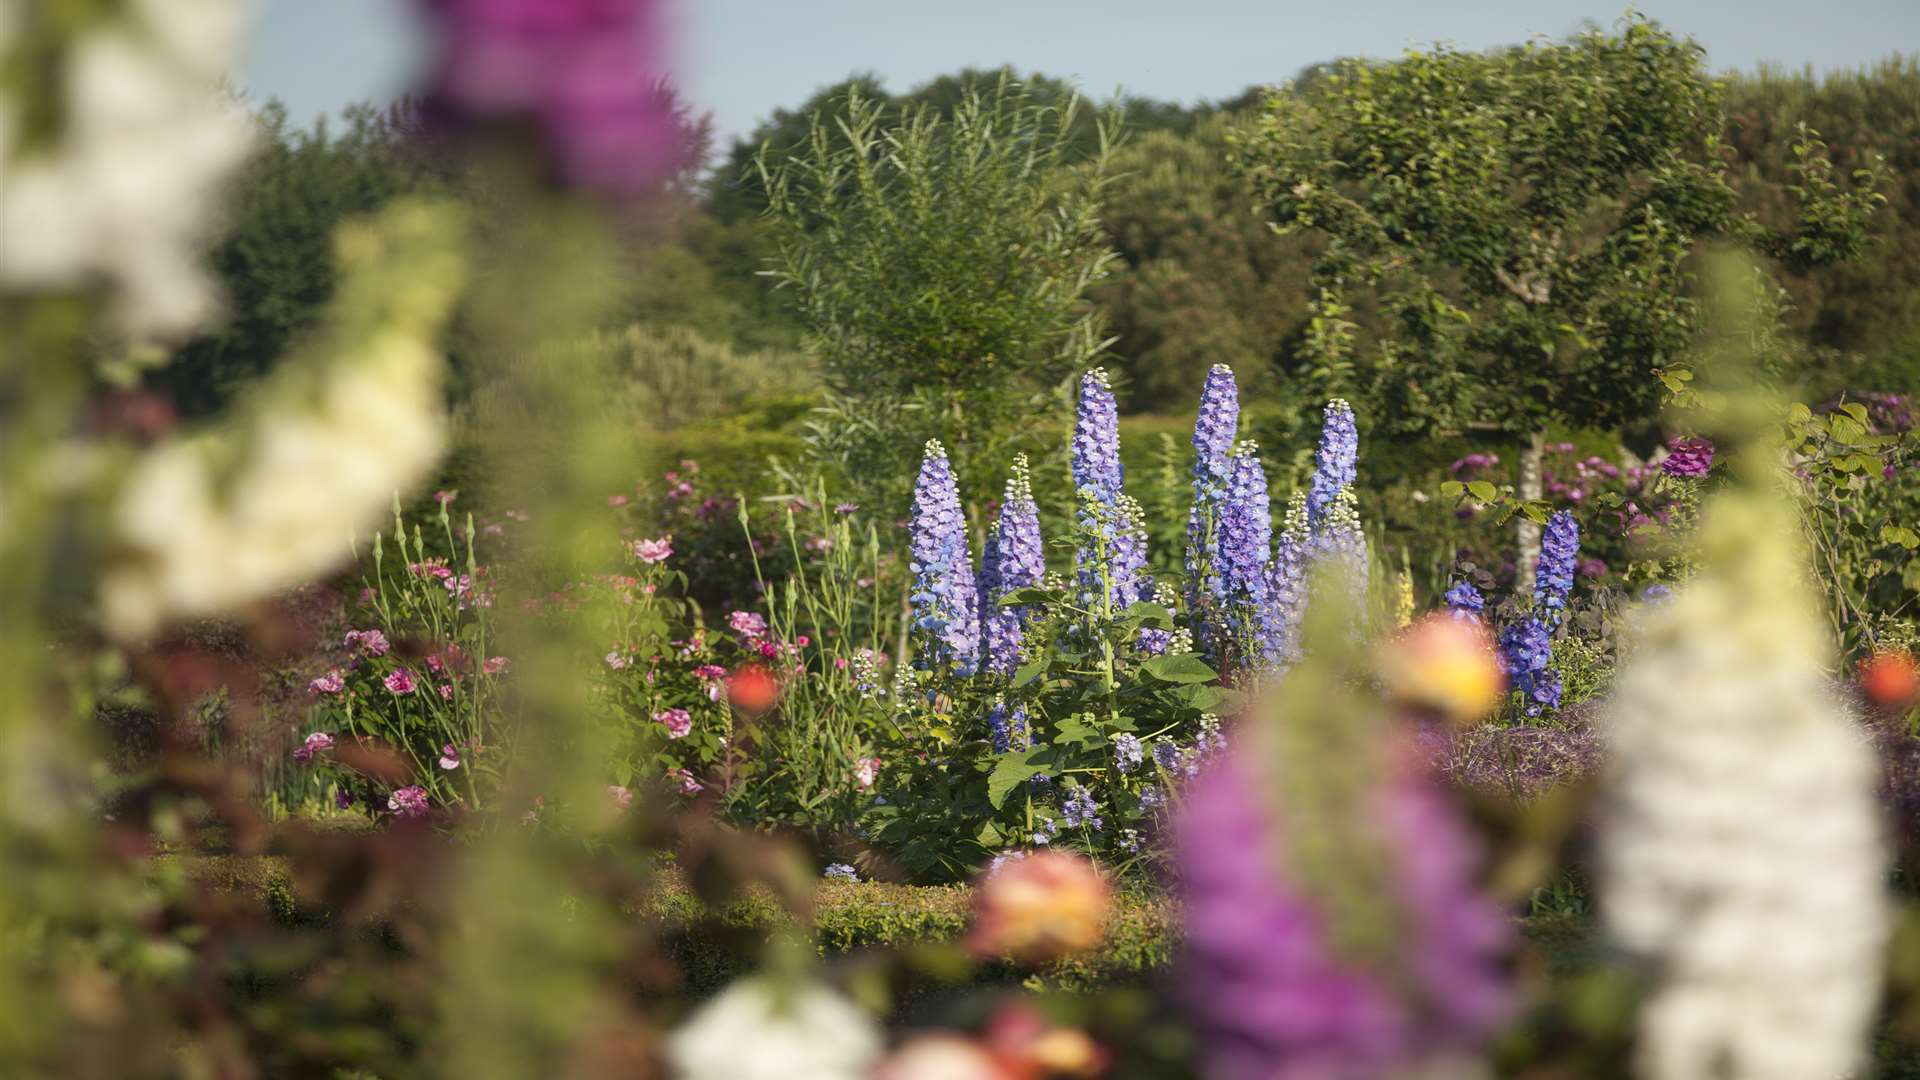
439 743 461 770
427 654 446 674
694 664 726 680
435 489 458 506
384 668 417 694
438 684 455 700
728 610 769 639
605 651 628 671
387 785 429 819
292 731 335 762
855 756 881 790
308 670 344 695
484 656 511 675
654 707 692 739
607 784 634 810
631 536 672 563
608 494 629 507
672 768 702 795
345 629 391 657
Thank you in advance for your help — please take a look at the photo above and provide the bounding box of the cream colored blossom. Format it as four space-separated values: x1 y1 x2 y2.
100 202 465 640
665 977 881 1080
0 0 254 339
1600 492 1887 1080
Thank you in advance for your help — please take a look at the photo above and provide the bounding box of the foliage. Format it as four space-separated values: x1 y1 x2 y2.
758 73 1121 512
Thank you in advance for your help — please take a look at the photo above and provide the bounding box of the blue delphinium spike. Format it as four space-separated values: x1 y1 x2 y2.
909 439 980 674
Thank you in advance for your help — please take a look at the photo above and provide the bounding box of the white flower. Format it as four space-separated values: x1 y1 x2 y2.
98 203 464 640
1600 492 1887 1080
0 0 255 339
665 977 880 1080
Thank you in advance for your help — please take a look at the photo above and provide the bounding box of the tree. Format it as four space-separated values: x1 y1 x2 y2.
758 73 1120 514
1234 16 1885 586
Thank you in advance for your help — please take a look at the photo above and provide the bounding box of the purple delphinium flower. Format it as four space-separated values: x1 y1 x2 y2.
417 0 696 200
1443 581 1485 623
1186 364 1241 631
1262 493 1310 666
1307 487 1370 610
1218 443 1273 660
979 456 1045 677
1071 368 1125 503
1307 398 1359 527
1533 510 1579 627
1661 436 1715 479
909 440 980 675
1498 616 1560 717
823 862 859 881
1176 747 1509 1080
1113 734 1144 775
987 702 1029 755
1061 785 1103 832
1641 584 1673 604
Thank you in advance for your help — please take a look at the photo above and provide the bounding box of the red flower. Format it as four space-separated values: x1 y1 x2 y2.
1862 649 1920 709
727 664 779 714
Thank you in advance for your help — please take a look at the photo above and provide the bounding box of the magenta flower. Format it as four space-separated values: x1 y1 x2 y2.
1661 436 1715 478
605 651 629 671
484 655 511 675
292 731 335 762
1176 742 1509 1078
387 785 430 819
607 493 629 507
435 489 458 506
672 768 702 795
439 743 462 770
631 536 672 563
345 629 391 657
307 670 344 695
383 668 417 694
654 707 692 739
608 784 634 810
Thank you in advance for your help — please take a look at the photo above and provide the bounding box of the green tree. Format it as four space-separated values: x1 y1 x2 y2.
758 73 1121 514
1234 16 1885 585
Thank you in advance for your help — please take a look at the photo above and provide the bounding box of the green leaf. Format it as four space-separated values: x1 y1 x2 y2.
1439 480 1465 499
987 750 1048 810
1881 525 1920 550
1467 480 1499 503
1012 659 1049 687
1141 654 1218 684
998 587 1062 607
1124 602 1175 629
1172 684 1239 713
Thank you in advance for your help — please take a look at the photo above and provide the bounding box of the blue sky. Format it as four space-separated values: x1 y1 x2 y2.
244 0 1920 147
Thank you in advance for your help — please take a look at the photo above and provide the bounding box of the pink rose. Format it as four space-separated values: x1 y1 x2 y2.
654 707 692 739
383 668 417 694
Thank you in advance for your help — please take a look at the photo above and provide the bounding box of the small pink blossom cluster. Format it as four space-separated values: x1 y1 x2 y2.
854 756 881 790
291 731 335 762
1544 445 1624 504
384 668 418 695
387 785 430 819
484 655 511 675
344 629 391 657
653 707 692 739
409 558 454 580
662 464 696 501
671 768 702 795
693 664 727 701
631 536 672 563
439 743 462 770
607 784 634 810
308 669 344 695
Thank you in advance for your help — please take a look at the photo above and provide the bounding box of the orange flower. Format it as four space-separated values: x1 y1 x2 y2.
966 852 1109 964
1861 649 1920 709
726 663 779 714
1380 614 1505 724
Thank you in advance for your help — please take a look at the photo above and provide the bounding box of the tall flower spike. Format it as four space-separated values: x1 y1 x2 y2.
980 455 1044 677
1218 442 1272 662
908 440 980 674
1071 368 1124 503
1497 614 1559 717
1307 486 1369 611
1533 510 1579 627
1444 580 1486 624
1261 493 1310 666
1600 483 1886 1080
1186 364 1242 627
1307 398 1359 526
1071 369 1150 618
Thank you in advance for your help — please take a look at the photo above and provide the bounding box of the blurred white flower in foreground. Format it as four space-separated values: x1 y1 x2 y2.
0 0 254 339
100 202 465 640
1600 485 1887 1080
666 976 881 1080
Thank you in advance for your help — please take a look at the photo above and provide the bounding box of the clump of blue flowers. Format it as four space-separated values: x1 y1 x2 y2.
1061 785 1104 832
1071 369 1150 615
1499 615 1560 716
987 700 1029 754
1307 398 1358 526
909 439 980 674
823 863 859 881
1444 580 1485 623
1219 441 1273 659
1533 510 1579 627
979 455 1045 676
1113 733 1144 774
1186 364 1240 638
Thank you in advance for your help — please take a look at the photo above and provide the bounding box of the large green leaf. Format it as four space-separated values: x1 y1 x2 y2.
1141 653 1218 684
987 749 1049 810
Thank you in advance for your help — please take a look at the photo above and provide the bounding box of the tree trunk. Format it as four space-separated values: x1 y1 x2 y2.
1516 430 1545 596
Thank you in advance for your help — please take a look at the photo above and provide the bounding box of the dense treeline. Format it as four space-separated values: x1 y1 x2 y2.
163 54 1920 421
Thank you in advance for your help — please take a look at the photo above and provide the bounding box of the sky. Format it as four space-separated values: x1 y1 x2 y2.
244 0 1920 149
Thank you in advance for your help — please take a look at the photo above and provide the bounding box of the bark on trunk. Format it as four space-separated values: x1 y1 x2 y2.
1516 430 1545 596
